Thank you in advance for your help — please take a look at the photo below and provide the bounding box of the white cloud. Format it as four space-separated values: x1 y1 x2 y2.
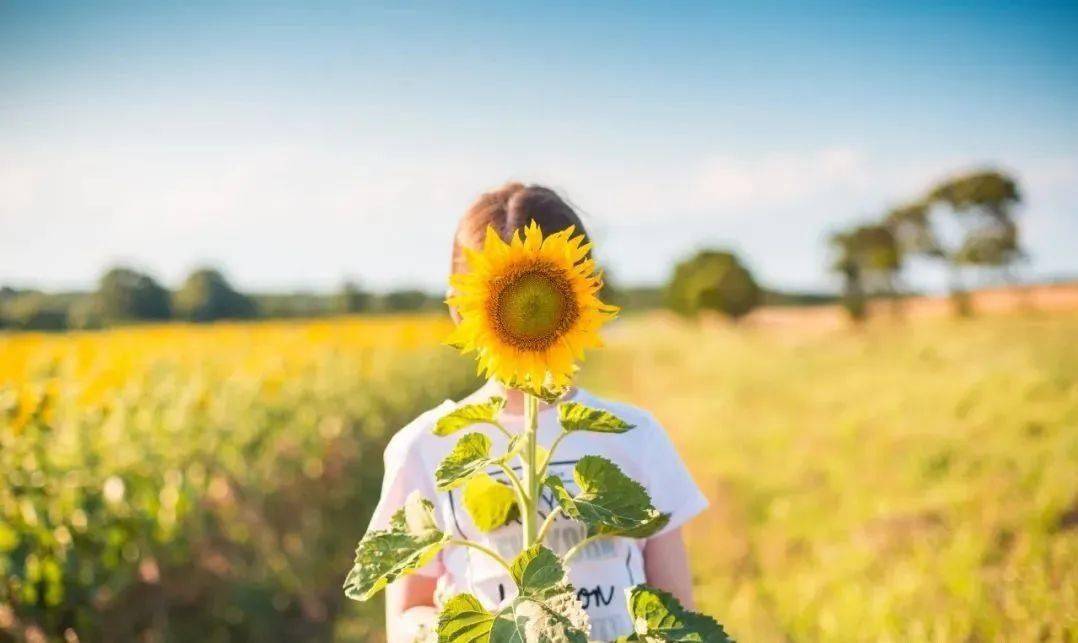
2 139 1076 292
694 146 870 208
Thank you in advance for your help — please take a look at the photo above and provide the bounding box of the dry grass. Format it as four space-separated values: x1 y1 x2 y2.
583 310 1078 641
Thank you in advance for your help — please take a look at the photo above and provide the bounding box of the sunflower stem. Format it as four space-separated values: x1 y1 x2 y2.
521 391 540 549
564 534 608 564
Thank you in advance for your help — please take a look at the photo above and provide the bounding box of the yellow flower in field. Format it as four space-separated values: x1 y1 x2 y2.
446 221 617 388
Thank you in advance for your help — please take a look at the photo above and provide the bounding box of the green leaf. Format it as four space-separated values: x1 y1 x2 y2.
343 492 449 601
544 456 670 538
558 401 635 434
623 585 734 642
437 593 495 643
434 397 506 436
462 473 519 532
532 383 571 404
509 545 564 596
490 594 589 643
436 433 495 490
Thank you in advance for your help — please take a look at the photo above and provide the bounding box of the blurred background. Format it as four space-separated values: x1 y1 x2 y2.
1 2 1076 641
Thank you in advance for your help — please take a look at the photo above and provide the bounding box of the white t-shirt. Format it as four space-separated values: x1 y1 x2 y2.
365 380 709 641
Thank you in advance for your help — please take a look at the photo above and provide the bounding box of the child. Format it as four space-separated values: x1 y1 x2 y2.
367 183 709 642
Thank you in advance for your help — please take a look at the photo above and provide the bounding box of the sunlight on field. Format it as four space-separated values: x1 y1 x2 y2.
2 312 1076 641
0 315 478 641
584 312 1078 642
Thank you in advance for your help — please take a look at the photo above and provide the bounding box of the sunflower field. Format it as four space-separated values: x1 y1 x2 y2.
0 317 479 641
2 311 1076 641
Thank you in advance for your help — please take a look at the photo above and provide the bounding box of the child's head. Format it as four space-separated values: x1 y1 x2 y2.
451 182 588 276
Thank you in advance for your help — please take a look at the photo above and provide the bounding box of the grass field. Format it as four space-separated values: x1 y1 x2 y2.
2 310 1076 641
583 311 1078 642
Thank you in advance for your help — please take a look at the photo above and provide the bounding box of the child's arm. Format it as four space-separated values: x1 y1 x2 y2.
643 527 697 609
385 575 438 643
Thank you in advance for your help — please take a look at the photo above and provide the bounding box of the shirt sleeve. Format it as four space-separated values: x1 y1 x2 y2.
364 426 446 578
641 414 710 538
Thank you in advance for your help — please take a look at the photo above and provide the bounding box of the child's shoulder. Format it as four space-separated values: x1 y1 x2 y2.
382 398 457 463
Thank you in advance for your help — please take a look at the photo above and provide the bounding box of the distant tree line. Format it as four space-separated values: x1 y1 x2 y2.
0 267 446 331
829 168 1023 320
3 248 825 331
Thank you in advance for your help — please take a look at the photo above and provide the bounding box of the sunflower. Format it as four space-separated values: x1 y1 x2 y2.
446 221 618 388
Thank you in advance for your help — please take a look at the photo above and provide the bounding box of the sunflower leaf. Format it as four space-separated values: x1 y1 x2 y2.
509 545 564 596
436 433 496 490
544 456 670 538
623 585 734 642
343 492 449 602
532 383 572 404
558 401 635 434
437 593 495 643
434 397 507 436
462 473 519 532
490 593 589 643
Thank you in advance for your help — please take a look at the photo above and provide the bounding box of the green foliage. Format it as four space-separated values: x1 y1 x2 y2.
97 266 171 322
545 456 670 538
66 295 105 330
435 397 507 435
438 593 496 642
334 280 373 314
172 268 256 322
0 323 478 640
558 401 635 434
619 586 733 642
0 293 70 331
462 473 519 532
666 251 760 320
829 224 901 321
343 493 451 601
435 433 496 490
509 545 564 596
885 169 1023 314
490 594 589 643
382 289 439 313
437 551 590 643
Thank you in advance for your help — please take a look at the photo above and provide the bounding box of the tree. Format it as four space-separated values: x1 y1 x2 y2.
0 293 69 331
97 267 171 322
67 296 105 330
381 289 434 313
888 169 1022 315
666 250 761 320
829 224 903 321
829 231 867 321
333 280 372 314
173 268 256 322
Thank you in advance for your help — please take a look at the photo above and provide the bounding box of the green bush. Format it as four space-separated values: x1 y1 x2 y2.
173 269 256 322
666 250 761 320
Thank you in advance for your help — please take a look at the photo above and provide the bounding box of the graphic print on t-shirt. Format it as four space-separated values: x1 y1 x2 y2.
443 458 641 641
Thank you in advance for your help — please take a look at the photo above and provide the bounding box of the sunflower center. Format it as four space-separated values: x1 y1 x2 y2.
488 263 579 351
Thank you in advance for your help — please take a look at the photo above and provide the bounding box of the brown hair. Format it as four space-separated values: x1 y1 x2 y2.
451 182 588 275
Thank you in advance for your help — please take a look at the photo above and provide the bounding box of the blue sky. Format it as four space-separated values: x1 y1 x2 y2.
2 1 1076 293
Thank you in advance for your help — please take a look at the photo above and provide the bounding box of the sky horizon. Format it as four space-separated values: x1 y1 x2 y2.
2 2 1077 295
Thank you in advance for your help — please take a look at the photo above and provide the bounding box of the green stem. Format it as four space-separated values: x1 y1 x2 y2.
491 420 514 440
536 506 563 545
450 539 514 576
564 534 607 564
539 431 569 480
521 392 540 548
496 462 529 520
